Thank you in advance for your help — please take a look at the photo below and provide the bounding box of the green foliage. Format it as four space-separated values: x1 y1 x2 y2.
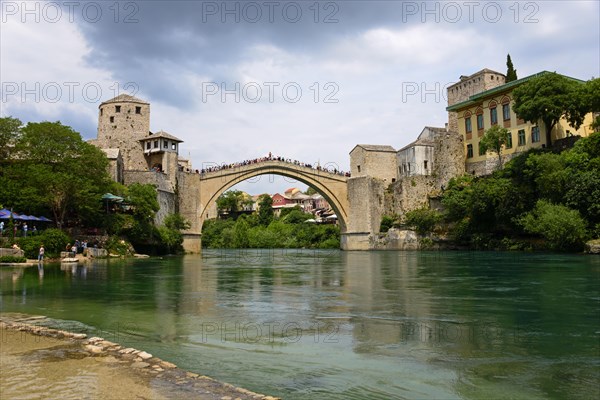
479 125 511 168
513 72 589 145
16 237 43 259
304 187 317 195
257 194 274 226
506 54 518 82
202 213 340 249
216 190 252 215
0 256 27 263
441 133 600 251
104 213 136 235
164 213 191 231
0 116 22 160
379 215 395 233
17 228 70 258
0 119 111 227
281 206 313 224
404 208 442 235
419 237 434 249
127 183 159 222
104 236 135 256
518 200 588 251
155 213 191 254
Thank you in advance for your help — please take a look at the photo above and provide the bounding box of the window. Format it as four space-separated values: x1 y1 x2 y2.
505 133 513 149
465 117 472 133
467 144 474 158
100 108 103 116
357 165 361 173
163 140 169 149
477 113 484 130
478 141 486 156
109 116 114 123
490 107 498 125
518 129 526 146
153 140 158 148
146 142 151 150
115 105 121 113
502 103 510 121
172 143 177 151
532 126 540 143
135 106 141 114
424 160 428 170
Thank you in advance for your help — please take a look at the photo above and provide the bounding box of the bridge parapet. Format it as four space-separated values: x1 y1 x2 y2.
196 160 350 182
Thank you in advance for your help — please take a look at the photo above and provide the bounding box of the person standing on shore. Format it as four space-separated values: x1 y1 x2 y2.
38 245 44 262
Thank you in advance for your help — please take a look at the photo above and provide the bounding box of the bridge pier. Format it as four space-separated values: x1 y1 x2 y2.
182 232 202 253
341 232 372 250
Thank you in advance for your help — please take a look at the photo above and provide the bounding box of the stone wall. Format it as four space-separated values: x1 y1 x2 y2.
384 175 435 217
346 176 387 235
350 147 397 183
123 171 177 226
370 229 420 250
432 131 465 188
96 100 150 172
176 172 202 234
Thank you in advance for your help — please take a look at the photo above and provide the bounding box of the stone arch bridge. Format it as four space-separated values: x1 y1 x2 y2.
177 160 350 252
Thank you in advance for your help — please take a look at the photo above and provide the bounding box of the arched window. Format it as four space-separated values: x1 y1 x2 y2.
464 111 472 134
476 107 484 132
489 100 498 125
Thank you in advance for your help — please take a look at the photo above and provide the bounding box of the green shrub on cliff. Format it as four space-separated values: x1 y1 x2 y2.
518 200 588 251
404 208 442 235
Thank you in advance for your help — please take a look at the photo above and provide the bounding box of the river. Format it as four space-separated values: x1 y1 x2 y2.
1 250 599 399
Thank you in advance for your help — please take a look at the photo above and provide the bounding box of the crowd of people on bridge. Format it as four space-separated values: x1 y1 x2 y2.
179 153 351 177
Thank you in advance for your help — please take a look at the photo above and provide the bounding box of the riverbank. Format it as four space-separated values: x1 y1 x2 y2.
0 313 279 400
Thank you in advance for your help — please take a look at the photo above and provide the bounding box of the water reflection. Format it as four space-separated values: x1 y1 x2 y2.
0 251 598 399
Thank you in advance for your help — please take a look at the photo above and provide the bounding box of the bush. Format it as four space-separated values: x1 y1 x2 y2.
17 236 43 259
0 255 27 263
518 200 588 251
404 208 442 235
17 228 70 258
39 229 70 256
380 215 395 233
104 236 135 256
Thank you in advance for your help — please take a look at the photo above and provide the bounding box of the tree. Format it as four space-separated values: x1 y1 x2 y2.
3 121 111 227
217 190 243 214
0 117 21 161
404 208 442 235
479 125 512 169
164 213 191 231
127 183 160 222
257 194 273 226
519 200 588 251
506 54 517 82
583 78 600 131
304 187 317 195
158 214 190 254
513 72 588 146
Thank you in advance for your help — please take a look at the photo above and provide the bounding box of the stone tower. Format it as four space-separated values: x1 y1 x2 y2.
96 94 150 171
446 69 506 132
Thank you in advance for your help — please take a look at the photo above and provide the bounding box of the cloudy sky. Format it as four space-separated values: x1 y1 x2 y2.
1 0 598 194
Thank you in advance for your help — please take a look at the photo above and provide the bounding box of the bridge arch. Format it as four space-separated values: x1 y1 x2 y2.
195 161 349 235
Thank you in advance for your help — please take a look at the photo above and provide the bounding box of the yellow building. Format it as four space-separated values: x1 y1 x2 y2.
446 71 595 175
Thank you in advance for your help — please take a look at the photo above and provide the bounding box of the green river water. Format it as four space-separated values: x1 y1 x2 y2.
1 250 599 399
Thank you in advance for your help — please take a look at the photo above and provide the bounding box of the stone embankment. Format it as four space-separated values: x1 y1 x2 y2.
0 313 279 400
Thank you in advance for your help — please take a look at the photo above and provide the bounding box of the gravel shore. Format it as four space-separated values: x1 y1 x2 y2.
1 313 280 400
